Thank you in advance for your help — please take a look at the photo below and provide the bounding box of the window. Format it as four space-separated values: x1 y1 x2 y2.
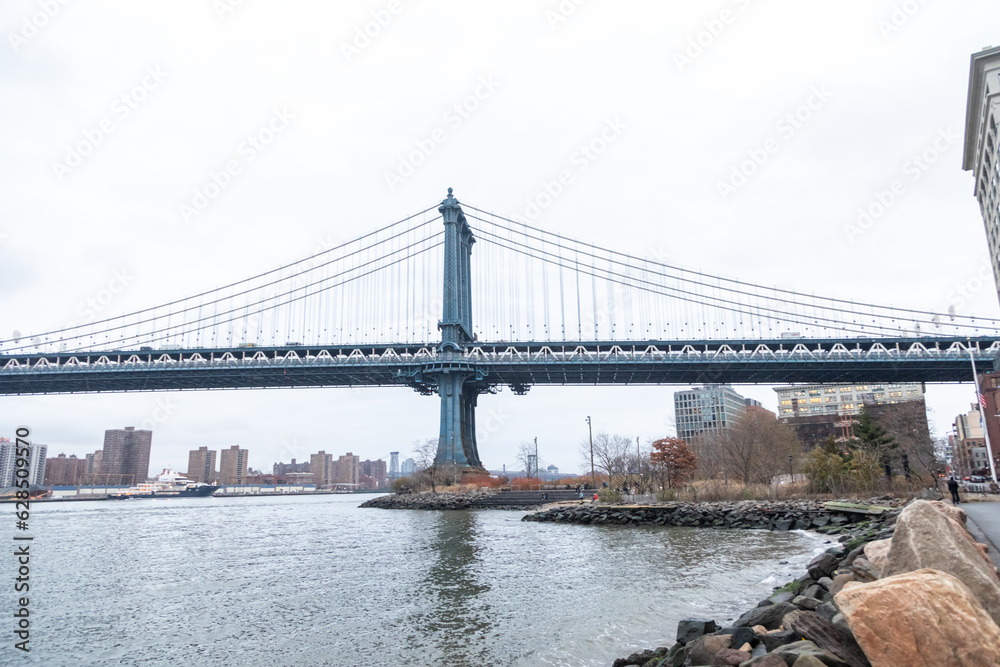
825 397 837 402
810 398 821 403
825 387 836 394
782 408 793 414
842 403 855 410
840 387 852 392
841 394 853 401
855 385 869 391
906 390 918 396
794 390 806 397
889 391 902 397
809 390 821 396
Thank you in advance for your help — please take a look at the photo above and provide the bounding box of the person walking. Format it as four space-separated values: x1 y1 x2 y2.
947 477 961 505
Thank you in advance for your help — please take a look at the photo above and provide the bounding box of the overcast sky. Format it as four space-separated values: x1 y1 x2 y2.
3 1 1000 476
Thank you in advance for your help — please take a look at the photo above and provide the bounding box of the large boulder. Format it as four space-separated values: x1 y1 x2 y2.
684 632 731 665
771 640 850 667
676 618 717 645
882 500 1000 625
740 656 787 667
713 647 750 665
734 601 797 630
783 610 870 667
862 539 890 573
835 568 1000 667
807 552 840 580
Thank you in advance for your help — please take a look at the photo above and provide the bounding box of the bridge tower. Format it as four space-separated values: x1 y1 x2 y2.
431 188 486 471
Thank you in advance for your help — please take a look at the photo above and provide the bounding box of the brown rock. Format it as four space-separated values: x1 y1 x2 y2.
713 647 750 665
792 657 830 667
882 500 1000 624
686 633 732 665
835 568 1000 667
850 558 879 583
739 656 787 667
828 573 854 597
862 539 890 573
772 641 849 667
784 610 870 667
928 500 966 528
751 625 768 636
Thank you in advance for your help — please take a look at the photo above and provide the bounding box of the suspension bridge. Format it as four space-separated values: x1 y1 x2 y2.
3 189 1000 469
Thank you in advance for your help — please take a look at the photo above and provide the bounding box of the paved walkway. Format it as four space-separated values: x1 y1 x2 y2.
962 500 1000 571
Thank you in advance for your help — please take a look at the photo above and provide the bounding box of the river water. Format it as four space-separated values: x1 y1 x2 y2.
18 494 826 666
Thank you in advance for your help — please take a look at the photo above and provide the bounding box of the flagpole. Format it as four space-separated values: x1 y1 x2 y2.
968 344 999 484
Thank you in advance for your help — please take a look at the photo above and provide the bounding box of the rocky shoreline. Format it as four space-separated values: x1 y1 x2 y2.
359 490 505 510
601 499 1000 667
521 499 900 547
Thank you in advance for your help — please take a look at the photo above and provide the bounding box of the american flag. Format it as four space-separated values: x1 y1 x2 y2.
980 393 988 409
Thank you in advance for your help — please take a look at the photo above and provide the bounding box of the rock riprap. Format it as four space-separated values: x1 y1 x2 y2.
835 568 1000 667
522 500 901 544
880 499 1000 625
359 491 496 510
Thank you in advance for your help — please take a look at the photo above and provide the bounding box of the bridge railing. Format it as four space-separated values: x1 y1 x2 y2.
3 339 999 373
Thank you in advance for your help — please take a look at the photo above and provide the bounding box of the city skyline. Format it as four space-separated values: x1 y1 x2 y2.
4 3 1000 475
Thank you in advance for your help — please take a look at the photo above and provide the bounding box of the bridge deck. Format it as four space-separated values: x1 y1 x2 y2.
1 337 997 395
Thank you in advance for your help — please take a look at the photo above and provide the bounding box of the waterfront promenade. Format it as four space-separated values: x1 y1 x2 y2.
964 500 1000 570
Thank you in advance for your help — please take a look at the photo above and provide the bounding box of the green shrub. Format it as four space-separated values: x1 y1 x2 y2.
597 489 622 503
656 488 677 502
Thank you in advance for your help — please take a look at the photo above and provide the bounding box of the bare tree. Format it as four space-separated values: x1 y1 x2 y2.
413 437 442 493
720 412 801 484
580 432 633 488
516 441 537 477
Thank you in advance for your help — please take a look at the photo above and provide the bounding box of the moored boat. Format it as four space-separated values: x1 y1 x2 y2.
108 469 218 499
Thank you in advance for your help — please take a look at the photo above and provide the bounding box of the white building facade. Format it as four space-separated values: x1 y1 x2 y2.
963 45 1000 303
0 438 48 487
773 382 925 418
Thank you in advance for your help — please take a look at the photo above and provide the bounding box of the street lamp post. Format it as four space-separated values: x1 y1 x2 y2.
534 436 538 479
636 436 640 494
586 416 595 488
788 454 793 491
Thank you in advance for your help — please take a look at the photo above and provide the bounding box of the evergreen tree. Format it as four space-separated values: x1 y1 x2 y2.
852 406 896 453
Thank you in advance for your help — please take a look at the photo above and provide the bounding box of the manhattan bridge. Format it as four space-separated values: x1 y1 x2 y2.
2 189 999 470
